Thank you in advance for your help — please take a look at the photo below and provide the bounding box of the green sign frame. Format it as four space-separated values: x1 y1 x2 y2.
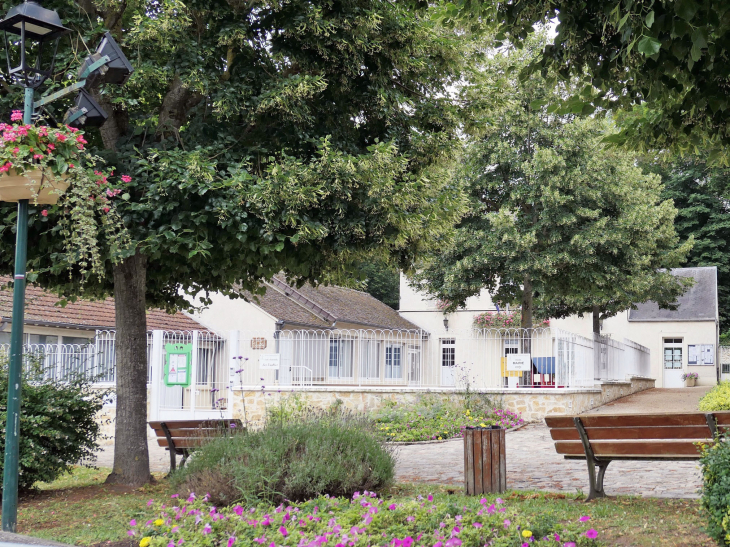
164 343 193 387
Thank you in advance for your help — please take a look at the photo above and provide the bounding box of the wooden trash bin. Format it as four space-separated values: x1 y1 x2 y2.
464 426 506 495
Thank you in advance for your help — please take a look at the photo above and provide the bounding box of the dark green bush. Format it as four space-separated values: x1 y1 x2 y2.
176 410 396 505
0 361 105 491
700 433 730 545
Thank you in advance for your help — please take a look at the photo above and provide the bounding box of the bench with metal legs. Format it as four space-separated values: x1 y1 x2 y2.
546 411 728 501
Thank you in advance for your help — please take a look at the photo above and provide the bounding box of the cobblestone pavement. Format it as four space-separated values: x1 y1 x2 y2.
393 424 703 498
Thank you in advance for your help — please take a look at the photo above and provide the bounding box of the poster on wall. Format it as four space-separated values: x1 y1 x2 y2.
702 344 715 365
688 345 699 365
164 343 192 386
688 344 715 365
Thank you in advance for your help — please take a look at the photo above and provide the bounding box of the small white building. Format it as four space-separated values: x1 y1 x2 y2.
552 267 719 388
400 266 720 388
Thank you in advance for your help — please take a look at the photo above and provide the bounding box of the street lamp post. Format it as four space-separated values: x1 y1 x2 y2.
0 0 69 533
0 3 132 531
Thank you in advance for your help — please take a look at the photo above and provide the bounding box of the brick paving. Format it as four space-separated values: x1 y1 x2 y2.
394 423 702 498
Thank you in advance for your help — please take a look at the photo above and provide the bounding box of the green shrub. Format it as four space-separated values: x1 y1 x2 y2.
0 361 105 490
699 382 730 411
176 410 395 505
700 434 730 544
373 393 523 442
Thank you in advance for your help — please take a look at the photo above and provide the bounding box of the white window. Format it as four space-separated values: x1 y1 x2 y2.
441 338 455 368
385 344 402 379
329 339 353 378
361 340 381 379
663 338 683 370
504 337 519 356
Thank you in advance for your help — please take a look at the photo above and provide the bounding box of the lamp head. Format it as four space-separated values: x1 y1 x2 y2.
78 31 133 88
63 89 107 128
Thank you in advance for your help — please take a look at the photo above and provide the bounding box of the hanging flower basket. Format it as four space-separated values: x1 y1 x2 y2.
0 110 132 278
0 168 69 204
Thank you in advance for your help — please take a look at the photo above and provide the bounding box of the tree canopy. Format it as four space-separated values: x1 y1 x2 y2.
414 37 691 330
445 0 730 163
0 0 469 485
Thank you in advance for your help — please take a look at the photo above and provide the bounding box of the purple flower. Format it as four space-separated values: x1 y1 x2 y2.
472 523 482 529
129 519 137 526
203 523 212 535
388 504 397 510
579 515 591 522
445 539 461 547
503 520 511 528
279 526 288 537
585 529 598 539
261 377 265 381
230 423 237 428
228 537 236 547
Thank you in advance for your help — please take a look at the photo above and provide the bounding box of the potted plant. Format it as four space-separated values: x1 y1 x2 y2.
681 372 699 387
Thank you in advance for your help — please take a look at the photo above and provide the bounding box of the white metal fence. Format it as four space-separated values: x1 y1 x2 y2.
6 326 651 391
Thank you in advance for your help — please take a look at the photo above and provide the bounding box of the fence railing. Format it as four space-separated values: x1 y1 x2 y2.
5 326 651 391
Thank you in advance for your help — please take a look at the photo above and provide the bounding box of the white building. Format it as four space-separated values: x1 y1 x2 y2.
399 266 720 388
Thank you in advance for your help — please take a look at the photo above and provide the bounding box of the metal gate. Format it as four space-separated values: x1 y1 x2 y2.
149 330 231 421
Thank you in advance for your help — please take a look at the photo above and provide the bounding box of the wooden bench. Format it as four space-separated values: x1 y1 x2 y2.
148 419 243 472
545 412 730 501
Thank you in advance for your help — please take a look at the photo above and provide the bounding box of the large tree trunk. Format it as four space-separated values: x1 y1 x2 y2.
105 251 151 486
592 305 601 334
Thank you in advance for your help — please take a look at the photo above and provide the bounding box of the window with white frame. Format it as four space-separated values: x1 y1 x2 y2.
385 344 402 379
441 338 455 368
328 338 353 378
663 338 683 370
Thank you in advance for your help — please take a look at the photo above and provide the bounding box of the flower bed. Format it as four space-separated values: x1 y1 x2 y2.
375 406 524 443
130 491 600 547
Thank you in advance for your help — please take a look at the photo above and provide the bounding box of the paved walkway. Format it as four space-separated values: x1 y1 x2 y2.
583 386 712 414
394 423 702 498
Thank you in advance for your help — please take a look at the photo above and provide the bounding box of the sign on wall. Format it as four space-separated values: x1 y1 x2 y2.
507 353 532 372
260 354 281 370
688 344 715 365
164 343 192 386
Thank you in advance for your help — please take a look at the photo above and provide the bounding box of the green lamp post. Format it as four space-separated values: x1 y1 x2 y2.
0 0 69 533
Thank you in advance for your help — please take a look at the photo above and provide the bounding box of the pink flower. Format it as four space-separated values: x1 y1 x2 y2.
103 207 110 213
11 147 18 154
472 523 482 528
55 133 66 142
503 520 511 528
579 515 591 522
41 209 48 217
76 135 87 144
584 529 598 539
427 495 433 501
10 110 22 122
33 154 43 159
445 539 461 547
129 519 136 526
121 174 132 183
279 526 288 536
203 523 212 535
388 504 396 510
227 538 236 547
47 143 54 150
147 499 154 507
564 543 576 547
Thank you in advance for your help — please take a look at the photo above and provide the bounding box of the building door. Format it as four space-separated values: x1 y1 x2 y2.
663 338 684 388
440 338 455 386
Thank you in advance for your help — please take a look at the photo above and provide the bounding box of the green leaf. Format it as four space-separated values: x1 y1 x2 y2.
529 99 547 109
122 193 130 200
637 36 662 56
618 12 630 30
691 27 708 50
675 0 698 21
645 10 655 28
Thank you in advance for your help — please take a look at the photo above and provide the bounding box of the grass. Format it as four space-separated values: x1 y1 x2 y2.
11 467 712 547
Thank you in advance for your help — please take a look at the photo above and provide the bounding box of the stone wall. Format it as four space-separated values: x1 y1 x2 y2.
95 376 656 441
230 376 656 424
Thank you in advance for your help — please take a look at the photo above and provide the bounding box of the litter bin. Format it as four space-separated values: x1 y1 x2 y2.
463 425 506 495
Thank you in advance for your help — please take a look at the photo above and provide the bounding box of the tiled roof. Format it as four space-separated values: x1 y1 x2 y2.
629 267 718 322
246 277 421 331
0 278 206 331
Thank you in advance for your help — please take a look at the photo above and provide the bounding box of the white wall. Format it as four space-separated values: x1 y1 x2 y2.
552 312 718 387
399 273 498 338
187 291 276 335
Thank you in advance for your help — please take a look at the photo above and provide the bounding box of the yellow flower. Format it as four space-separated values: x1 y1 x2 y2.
466 410 470 414
437 436 442 440
522 530 532 538
154 519 164 526
140 538 152 547
385 427 389 430
480 423 487 427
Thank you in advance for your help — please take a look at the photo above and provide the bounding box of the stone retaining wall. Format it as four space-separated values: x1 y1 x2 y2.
95 376 655 443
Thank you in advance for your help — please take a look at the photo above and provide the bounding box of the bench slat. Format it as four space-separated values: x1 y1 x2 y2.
547 413 711 428
157 438 211 449
149 419 241 430
555 440 708 457
549 425 712 441
152 427 237 438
